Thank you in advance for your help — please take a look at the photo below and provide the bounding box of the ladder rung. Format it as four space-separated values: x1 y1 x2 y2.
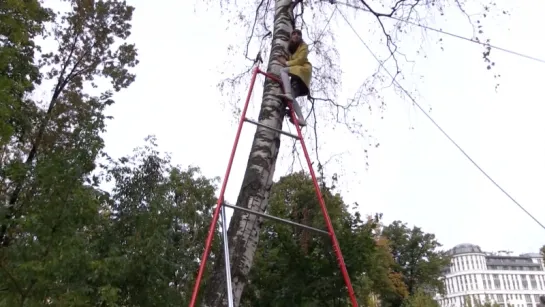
222 203 329 236
244 118 299 139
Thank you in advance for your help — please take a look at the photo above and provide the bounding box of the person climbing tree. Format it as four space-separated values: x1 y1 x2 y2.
276 29 311 127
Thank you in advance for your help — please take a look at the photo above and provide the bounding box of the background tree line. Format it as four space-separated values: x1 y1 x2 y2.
1 0 538 306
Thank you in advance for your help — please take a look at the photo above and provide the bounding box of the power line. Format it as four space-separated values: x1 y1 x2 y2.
316 5 337 43
334 1 545 64
307 5 337 51
337 9 545 231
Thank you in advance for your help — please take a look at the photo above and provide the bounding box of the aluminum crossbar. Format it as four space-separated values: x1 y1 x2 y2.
222 203 328 235
244 118 299 139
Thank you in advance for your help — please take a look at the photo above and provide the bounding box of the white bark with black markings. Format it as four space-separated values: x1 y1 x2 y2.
201 0 295 306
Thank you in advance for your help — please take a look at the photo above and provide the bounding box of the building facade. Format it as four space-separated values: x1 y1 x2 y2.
437 243 545 307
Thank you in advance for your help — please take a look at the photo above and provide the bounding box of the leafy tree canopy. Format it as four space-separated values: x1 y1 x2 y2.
0 0 52 145
380 220 451 306
241 172 409 306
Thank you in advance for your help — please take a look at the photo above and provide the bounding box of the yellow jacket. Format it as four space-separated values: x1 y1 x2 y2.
287 42 312 92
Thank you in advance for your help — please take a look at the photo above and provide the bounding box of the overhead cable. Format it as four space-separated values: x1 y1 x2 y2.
337 9 545 231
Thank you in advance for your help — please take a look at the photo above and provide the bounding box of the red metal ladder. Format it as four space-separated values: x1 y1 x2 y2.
189 66 359 307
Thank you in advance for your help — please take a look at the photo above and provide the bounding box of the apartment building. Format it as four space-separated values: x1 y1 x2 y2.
437 243 545 307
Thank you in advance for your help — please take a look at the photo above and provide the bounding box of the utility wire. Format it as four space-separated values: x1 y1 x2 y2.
337 9 545 231
316 5 338 43
308 5 338 52
334 0 545 64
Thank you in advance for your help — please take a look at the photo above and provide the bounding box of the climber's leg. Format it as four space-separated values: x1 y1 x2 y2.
277 67 306 126
277 67 294 100
290 99 307 127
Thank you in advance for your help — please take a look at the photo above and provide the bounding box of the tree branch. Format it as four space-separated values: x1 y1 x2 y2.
292 0 304 28
244 0 269 61
0 263 24 300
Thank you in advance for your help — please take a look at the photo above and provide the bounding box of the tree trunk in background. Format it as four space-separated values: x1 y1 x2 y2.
201 0 294 306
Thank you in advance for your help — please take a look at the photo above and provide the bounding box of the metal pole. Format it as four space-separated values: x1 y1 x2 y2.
188 67 259 307
287 100 359 306
221 205 234 307
222 203 329 236
244 118 299 139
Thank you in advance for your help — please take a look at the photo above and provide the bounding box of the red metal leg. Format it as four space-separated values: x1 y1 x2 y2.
259 68 359 306
287 102 359 307
188 67 260 307
190 66 358 307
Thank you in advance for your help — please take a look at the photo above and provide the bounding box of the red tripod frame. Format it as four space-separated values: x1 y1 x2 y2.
188 66 359 307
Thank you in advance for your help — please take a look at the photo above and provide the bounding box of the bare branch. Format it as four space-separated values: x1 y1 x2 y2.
292 0 304 28
244 0 270 62
211 0 509 180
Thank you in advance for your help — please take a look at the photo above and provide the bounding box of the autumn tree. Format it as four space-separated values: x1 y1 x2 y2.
198 0 507 305
380 220 450 306
402 289 440 307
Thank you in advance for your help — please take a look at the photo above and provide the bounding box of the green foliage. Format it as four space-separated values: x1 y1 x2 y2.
0 109 105 306
1 0 153 305
1 136 221 306
0 0 52 145
402 289 439 307
90 138 221 306
239 172 406 306
380 220 451 307
2 0 139 246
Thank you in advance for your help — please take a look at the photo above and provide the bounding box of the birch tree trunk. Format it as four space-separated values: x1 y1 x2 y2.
201 0 294 306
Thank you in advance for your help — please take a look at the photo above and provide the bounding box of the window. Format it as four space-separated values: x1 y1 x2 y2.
493 274 501 289
530 275 538 289
456 276 462 291
522 275 529 289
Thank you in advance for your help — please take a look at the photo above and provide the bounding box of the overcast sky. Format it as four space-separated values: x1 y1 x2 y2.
100 0 545 255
